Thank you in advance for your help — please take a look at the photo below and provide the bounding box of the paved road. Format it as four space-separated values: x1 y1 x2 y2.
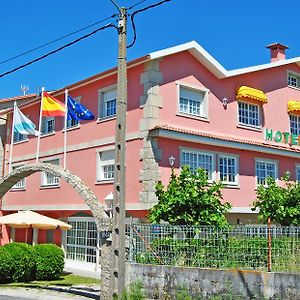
0 287 97 300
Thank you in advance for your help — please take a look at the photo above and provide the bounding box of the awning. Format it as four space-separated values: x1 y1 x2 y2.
288 100 300 113
236 86 267 103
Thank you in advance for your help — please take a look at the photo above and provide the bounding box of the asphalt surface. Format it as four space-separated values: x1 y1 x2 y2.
0 287 99 300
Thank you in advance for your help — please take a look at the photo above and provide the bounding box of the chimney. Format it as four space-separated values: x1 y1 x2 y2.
266 43 289 62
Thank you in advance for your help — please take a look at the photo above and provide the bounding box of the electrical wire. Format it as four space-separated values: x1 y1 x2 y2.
127 0 171 48
0 23 116 79
0 14 117 66
127 0 149 10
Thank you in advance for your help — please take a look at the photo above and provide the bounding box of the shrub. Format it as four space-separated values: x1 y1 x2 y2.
0 246 13 283
3 242 35 282
33 244 64 280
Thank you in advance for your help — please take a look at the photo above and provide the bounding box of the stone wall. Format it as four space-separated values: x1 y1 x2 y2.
126 263 300 299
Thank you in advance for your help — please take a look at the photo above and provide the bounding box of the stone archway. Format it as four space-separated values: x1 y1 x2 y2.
0 162 112 299
0 162 110 230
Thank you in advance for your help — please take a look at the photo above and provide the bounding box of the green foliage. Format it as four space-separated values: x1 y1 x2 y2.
135 235 299 272
253 173 300 225
0 246 13 283
148 166 231 227
33 244 65 280
3 242 35 282
114 281 145 300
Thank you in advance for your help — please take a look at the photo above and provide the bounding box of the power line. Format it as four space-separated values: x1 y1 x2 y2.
127 0 149 10
0 23 116 79
0 14 117 66
127 0 171 48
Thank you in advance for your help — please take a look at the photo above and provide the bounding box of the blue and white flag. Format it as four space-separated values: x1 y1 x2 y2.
14 104 39 136
67 96 95 121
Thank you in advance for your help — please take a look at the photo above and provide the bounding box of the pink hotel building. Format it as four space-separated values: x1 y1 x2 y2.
1 41 300 270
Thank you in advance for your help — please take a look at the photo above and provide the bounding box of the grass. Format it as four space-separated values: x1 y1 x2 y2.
0 272 100 287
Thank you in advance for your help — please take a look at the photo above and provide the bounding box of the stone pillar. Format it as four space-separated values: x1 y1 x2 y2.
139 60 163 205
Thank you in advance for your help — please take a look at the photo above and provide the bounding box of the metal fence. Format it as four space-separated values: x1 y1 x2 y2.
126 224 300 273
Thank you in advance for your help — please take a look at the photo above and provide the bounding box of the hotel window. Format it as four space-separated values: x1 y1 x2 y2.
256 159 277 185
181 150 214 180
98 88 117 119
96 150 115 182
66 217 98 264
288 72 300 88
238 102 260 127
296 166 300 182
42 117 55 134
11 165 25 190
290 115 300 135
13 131 27 143
41 159 60 186
218 155 237 185
179 86 208 118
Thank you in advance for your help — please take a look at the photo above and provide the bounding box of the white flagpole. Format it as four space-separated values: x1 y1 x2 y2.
63 89 68 170
36 87 44 163
8 102 17 173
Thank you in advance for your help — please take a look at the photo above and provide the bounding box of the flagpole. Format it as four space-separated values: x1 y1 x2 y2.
8 102 17 173
63 89 68 170
36 87 44 163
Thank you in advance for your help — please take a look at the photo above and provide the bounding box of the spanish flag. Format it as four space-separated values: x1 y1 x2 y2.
42 92 66 117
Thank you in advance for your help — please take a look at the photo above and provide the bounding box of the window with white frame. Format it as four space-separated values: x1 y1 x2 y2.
290 115 300 135
13 131 27 143
288 72 300 88
11 165 25 189
218 155 237 184
181 150 214 180
41 159 60 186
66 217 98 264
256 159 277 185
96 150 114 181
179 86 208 118
98 88 117 119
296 166 300 182
42 117 55 134
238 102 260 127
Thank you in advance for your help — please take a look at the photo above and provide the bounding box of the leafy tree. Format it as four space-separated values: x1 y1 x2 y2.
252 173 300 226
148 166 231 227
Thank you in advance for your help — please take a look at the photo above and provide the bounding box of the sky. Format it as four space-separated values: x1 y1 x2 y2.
0 0 300 99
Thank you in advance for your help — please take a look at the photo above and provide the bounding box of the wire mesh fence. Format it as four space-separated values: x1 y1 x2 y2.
126 224 300 273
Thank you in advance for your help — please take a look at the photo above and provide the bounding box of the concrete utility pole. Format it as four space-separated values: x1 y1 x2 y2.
111 5 127 299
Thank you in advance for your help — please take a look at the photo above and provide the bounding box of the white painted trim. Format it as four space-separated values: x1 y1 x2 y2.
176 82 209 119
228 207 258 214
1 202 155 211
255 157 278 187
151 128 300 159
149 41 300 79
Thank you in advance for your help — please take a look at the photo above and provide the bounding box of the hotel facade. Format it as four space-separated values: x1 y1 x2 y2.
0 41 300 270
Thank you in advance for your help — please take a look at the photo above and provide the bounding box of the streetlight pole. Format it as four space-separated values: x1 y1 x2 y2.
111 5 127 298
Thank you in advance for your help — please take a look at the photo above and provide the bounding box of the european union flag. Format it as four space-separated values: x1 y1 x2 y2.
67 96 95 121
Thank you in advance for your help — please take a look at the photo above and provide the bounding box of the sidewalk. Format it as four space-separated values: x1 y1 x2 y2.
0 286 100 299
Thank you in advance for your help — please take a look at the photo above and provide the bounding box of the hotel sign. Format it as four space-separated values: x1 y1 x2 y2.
265 129 300 146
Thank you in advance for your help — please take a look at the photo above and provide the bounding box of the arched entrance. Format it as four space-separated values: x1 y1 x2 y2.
0 162 110 231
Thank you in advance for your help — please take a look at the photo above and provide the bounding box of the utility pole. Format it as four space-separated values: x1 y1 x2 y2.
111 5 127 299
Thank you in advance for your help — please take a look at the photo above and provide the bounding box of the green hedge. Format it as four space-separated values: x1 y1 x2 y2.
0 242 65 283
3 243 35 282
34 244 65 280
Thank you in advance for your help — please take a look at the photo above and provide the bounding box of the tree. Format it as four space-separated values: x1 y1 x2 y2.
252 173 300 226
148 166 231 227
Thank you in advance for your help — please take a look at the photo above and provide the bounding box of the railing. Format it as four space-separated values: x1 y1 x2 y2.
126 224 300 273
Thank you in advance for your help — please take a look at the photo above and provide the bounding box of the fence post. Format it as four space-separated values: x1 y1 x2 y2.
267 217 272 272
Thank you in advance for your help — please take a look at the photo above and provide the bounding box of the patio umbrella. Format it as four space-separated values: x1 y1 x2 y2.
0 210 72 230
0 210 72 243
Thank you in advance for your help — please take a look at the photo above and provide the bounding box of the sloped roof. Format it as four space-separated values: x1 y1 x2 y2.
149 41 300 79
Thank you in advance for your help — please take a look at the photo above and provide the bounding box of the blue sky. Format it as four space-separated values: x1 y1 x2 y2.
0 0 299 98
